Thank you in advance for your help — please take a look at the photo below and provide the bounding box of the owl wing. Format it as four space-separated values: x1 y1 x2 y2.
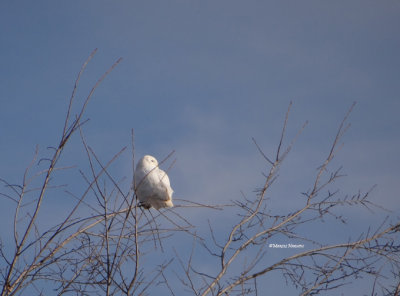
157 168 173 200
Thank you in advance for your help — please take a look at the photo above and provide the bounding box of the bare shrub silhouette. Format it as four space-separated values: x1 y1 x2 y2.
0 51 399 295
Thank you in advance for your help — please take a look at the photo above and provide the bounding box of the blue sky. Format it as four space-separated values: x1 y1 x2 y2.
0 0 399 294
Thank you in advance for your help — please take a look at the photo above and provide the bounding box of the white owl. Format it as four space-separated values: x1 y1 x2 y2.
134 155 174 210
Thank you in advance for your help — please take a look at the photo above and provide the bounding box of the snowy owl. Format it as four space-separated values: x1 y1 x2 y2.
134 155 174 210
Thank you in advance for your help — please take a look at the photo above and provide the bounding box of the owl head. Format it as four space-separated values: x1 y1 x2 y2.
141 155 159 167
